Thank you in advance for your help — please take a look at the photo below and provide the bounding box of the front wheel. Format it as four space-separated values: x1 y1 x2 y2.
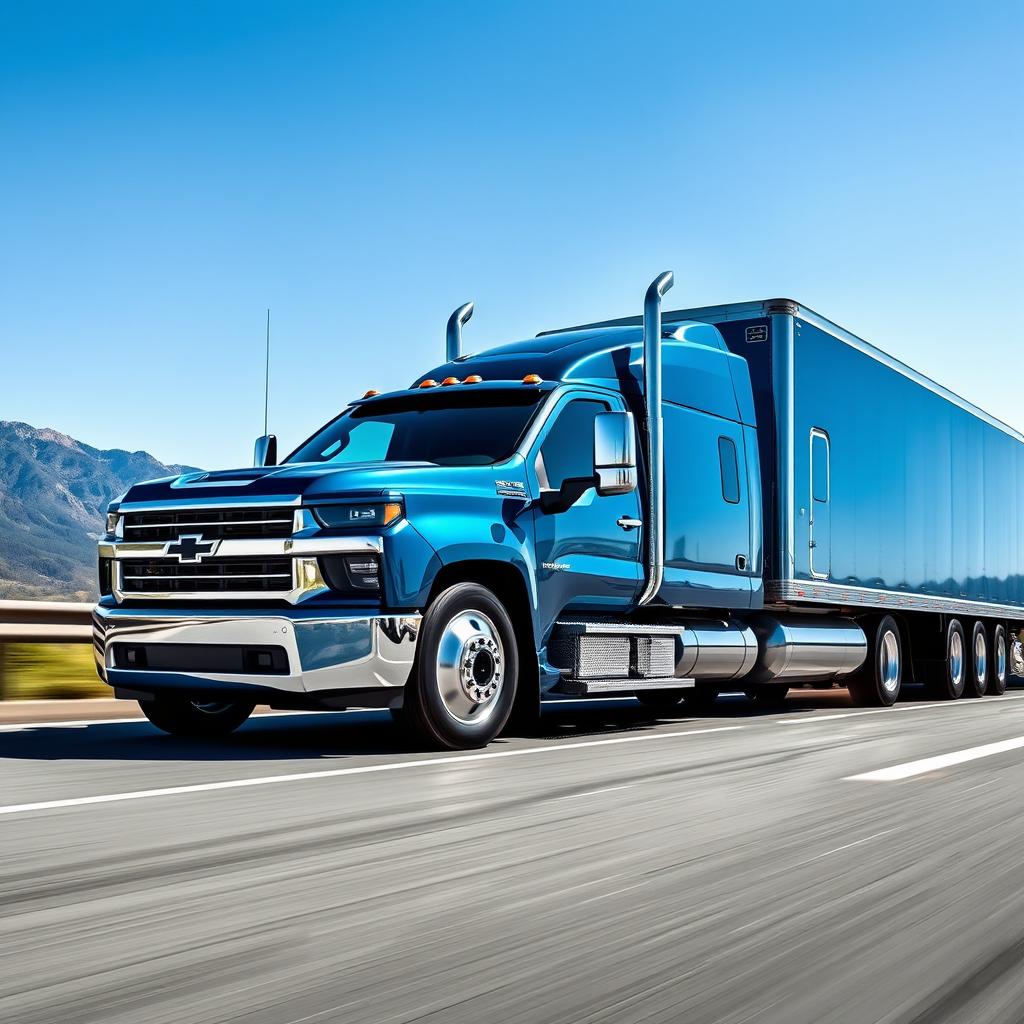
406 583 518 749
139 698 255 737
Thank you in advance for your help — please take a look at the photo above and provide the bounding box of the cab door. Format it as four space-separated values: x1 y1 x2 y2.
529 393 643 629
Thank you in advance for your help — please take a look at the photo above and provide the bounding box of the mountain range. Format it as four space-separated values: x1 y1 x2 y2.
0 421 198 601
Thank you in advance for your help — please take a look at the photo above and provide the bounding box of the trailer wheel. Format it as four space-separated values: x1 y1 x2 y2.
848 615 902 707
406 583 518 749
965 621 989 698
139 698 255 738
931 619 967 700
990 624 1008 695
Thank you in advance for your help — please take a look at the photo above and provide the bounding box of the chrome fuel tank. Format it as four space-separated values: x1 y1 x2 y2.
747 614 866 684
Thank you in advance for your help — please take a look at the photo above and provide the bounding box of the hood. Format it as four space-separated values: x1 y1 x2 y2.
116 460 504 506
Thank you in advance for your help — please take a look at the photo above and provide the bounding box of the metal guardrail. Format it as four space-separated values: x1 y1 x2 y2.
0 600 94 643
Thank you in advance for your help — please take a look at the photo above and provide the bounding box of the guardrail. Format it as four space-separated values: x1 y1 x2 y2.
0 601 94 643
0 601 95 700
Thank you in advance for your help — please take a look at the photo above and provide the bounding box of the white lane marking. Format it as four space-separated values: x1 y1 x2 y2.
847 736 1024 782
567 784 635 799
580 881 648 905
0 726 743 817
777 691 1024 725
792 829 894 866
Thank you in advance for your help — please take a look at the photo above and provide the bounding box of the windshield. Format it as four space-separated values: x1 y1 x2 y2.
286 389 545 466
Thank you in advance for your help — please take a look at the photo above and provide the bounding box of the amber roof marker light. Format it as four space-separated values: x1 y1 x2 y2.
463 375 483 384
522 373 543 385
441 376 460 386
419 379 439 388
362 389 380 398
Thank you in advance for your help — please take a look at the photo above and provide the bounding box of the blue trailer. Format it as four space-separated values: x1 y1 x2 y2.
94 276 1024 747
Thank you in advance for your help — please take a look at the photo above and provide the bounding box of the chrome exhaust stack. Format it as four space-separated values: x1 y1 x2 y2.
637 271 674 606
445 302 474 362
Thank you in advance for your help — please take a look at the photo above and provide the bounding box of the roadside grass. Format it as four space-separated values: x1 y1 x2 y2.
1 644 107 700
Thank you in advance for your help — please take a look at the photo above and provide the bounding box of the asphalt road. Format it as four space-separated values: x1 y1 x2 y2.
4 687 1024 1024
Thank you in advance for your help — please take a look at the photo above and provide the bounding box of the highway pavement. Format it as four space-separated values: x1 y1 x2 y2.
3 686 1024 1024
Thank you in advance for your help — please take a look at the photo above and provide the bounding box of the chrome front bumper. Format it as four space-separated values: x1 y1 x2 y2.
92 604 420 696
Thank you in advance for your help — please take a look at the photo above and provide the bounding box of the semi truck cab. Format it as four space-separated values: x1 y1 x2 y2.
94 274 1022 747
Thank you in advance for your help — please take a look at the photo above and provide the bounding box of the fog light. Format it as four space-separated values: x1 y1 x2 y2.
296 557 327 596
343 555 380 590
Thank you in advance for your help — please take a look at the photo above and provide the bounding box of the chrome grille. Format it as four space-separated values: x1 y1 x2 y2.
121 507 294 542
120 558 293 594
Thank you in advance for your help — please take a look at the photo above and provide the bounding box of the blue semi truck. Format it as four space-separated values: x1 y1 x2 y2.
94 275 1024 748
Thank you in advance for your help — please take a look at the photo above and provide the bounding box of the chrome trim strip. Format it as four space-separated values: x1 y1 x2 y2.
768 580 1024 621
124 518 293 530
117 496 303 513
100 536 382 560
121 573 292 580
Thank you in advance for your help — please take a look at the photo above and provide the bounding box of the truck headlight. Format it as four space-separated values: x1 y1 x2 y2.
106 510 120 536
312 502 403 529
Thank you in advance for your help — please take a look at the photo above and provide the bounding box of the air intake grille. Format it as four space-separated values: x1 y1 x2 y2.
121 507 294 542
120 558 292 594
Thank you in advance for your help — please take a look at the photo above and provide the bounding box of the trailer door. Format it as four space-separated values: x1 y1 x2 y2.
809 429 831 579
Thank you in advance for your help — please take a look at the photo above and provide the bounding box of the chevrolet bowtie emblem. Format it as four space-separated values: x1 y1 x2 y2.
165 534 219 563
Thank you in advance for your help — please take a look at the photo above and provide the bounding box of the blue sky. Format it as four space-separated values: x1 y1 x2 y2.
2 0 1021 468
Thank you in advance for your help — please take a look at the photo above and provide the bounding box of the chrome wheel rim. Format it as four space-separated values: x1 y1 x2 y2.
997 633 1007 684
950 630 964 690
435 609 505 725
975 630 987 686
880 629 900 695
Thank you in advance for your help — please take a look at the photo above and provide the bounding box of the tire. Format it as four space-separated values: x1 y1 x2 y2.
848 615 903 707
405 583 518 749
930 619 966 700
680 684 720 711
744 684 790 708
965 621 989 698
635 689 686 714
139 697 254 738
990 623 1008 695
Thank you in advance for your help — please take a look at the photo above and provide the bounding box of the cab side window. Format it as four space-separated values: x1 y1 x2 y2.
538 399 607 490
718 436 740 504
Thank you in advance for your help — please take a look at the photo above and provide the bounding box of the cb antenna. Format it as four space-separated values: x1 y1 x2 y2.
263 308 271 436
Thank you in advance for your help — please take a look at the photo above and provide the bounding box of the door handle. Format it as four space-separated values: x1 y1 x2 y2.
617 516 642 531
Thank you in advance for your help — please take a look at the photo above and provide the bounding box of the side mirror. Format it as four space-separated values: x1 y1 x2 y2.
593 411 637 496
253 434 277 467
